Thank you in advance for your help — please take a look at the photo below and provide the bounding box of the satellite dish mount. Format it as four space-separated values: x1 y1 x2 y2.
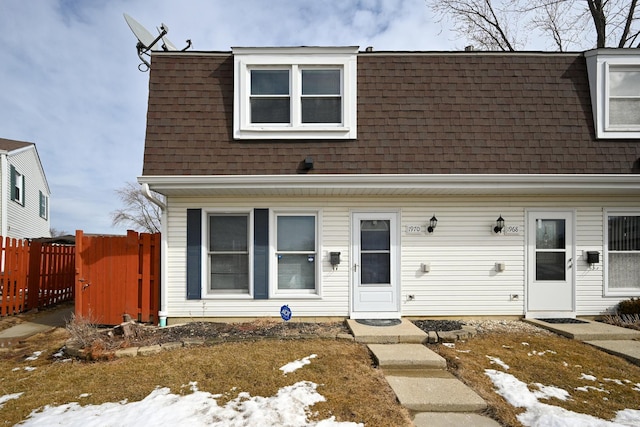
124 13 192 72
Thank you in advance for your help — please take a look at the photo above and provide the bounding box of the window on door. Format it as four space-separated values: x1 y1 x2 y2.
208 214 250 294
535 219 566 281
360 220 391 284
275 213 318 293
605 212 640 295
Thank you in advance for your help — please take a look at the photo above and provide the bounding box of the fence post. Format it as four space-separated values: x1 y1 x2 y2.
27 240 42 310
75 230 84 319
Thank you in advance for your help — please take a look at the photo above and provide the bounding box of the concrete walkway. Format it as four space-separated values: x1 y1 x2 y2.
525 318 640 366
0 304 73 347
346 319 500 427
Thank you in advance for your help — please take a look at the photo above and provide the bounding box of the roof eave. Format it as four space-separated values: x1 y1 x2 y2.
138 174 640 197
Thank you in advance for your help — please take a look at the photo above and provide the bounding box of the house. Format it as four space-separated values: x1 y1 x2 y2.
0 138 51 239
139 47 640 323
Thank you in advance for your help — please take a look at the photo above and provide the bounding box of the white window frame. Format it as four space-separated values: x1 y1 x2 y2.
270 209 322 298
233 47 357 140
586 50 640 139
202 209 254 299
39 191 48 220
10 166 24 206
603 208 640 296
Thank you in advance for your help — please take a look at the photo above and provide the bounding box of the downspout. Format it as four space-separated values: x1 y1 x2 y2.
141 182 168 325
1 152 8 238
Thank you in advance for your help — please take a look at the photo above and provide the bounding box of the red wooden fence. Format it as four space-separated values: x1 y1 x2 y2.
75 230 160 325
0 237 75 317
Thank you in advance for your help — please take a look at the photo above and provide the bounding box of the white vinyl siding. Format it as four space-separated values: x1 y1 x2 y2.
6 147 50 239
162 195 640 320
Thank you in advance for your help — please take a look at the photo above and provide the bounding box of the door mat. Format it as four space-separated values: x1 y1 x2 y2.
355 319 402 327
538 318 589 324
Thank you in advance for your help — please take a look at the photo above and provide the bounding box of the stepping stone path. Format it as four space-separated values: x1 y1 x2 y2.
346 319 500 427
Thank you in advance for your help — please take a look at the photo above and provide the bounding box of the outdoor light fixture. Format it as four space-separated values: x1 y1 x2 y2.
494 215 505 233
427 215 438 233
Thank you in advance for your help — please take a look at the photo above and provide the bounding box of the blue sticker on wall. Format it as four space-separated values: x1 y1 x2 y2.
280 305 292 321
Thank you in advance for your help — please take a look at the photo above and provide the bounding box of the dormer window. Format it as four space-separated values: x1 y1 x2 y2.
586 49 640 139
608 66 640 129
234 47 357 140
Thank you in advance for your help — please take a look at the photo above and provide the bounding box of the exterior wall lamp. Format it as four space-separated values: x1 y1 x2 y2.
428 215 438 233
494 215 505 233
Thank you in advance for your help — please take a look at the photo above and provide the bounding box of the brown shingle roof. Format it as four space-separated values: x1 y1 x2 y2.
0 138 34 152
142 51 640 176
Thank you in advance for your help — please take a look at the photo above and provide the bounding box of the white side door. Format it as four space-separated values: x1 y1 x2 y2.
526 211 575 317
351 212 400 318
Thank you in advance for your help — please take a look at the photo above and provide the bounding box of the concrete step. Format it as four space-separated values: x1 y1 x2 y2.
585 340 640 366
386 374 487 413
368 343 447 370
413 412 501 427
346 319 427 344
525 318 640 341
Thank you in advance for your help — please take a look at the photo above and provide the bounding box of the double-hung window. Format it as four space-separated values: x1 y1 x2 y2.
585 50 640 139
208 213 250 294
605 211 640 295
39 191 48 219
234 46 357 139
608 66 640 129
10 165 24 206
274 213 319 294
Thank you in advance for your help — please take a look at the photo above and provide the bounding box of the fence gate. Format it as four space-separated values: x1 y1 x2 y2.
75 230 160 325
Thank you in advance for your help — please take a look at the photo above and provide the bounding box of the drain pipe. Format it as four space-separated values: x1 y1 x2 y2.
141 182 168 326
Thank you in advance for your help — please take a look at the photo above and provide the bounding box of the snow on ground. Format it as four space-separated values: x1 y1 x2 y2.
0 392 23 409
280 354 317 375
486 369 640 426
2 354 363 427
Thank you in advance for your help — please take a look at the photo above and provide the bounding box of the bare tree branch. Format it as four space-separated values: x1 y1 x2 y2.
428 0 639 50
111 182 164 234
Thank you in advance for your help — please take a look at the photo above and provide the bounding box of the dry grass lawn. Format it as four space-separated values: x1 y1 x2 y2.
433 331 640 427
0 329 412 426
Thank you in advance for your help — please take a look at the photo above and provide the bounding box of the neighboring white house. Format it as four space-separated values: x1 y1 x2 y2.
0 138 51 239
139 47 640 323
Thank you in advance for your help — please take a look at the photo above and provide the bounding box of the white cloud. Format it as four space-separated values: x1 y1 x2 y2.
0 0 452 234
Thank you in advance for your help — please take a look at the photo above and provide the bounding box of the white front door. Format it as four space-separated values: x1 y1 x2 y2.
351 212 400 318
526 211 575 317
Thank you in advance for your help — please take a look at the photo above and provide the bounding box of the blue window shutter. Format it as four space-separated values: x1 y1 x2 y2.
186 209 202 300
253 208 269 299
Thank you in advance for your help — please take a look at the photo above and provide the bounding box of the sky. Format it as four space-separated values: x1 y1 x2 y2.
4 349 640 426
0 0 458 235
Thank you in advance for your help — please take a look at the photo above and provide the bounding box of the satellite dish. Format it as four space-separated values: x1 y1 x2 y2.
124 13 192 72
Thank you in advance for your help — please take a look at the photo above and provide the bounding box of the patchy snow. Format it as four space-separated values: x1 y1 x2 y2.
575 385 609 394
486 355 510 370
280 354 317 375
581 373 598 381
0 392 23 409
528 350 557 357
532 383 571 401
442 343 455 348
2 354 362 427
15 381 362 427
24 351 42 361
486 369 640 426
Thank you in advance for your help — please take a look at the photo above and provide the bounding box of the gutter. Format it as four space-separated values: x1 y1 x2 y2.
0 151 8 238
140 182 168 325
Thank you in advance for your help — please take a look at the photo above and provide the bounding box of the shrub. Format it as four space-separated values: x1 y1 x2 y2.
617 298 640 315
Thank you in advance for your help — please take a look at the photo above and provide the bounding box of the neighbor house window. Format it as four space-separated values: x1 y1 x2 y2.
233 46 357 139
585 50 640 139
39 191 48 219
208 214 249 293
605 212 640 295
274 213 318 293
10 165 24 206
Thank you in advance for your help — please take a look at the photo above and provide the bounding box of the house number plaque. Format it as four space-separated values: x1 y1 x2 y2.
405 224 425 234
